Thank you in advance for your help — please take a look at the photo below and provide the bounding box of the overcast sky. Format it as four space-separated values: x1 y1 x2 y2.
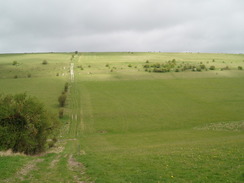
0 0 243 53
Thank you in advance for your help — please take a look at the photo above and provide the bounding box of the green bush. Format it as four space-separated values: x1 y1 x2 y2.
12 61 18 65
143 64 150 68
152 63 160 68
196 67 202 72
0 93 59 155
200 64 206 69
238 66 243 70
64 82 69 93
209 65 215 70
42 60 48 65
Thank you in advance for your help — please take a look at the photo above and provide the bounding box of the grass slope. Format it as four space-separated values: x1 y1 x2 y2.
0 52 243 183
76 78 244 183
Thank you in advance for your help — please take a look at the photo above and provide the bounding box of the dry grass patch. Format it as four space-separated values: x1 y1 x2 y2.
47 140 66 154
0 149 26 157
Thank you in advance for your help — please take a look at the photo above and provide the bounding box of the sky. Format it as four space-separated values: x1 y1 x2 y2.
0 0 244 53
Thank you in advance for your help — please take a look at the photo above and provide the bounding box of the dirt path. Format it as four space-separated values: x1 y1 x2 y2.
70 63 74 82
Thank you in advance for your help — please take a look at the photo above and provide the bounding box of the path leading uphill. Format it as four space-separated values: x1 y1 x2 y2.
3 55 93 183
70 63 74 82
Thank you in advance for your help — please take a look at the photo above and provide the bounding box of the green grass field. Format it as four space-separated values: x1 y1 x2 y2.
0 52 244 182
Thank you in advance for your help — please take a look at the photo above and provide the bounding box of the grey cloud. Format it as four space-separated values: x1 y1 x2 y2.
0 0 244 53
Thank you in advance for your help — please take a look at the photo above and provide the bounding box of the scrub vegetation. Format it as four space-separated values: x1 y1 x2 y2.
0 93 59 155
0 52 243 182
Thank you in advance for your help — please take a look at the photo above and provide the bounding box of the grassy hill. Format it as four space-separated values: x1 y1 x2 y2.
0 52 244 182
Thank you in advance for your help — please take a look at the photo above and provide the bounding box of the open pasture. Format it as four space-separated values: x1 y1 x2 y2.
76 77 244 182
0 52 244 182
0 53 71 111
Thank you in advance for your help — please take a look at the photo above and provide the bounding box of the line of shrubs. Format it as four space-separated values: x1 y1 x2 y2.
143 60 243 73
58 82 69 119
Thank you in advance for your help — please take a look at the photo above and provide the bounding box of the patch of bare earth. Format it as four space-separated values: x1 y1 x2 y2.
49 155 61 169
68 154 93 183
17 159 43 181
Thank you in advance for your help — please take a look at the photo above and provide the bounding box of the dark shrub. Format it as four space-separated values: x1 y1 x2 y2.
0 93 59 155
42 60 48 65
200 64 206 69
64 82 69 93
144 64 150 68
196 67 201 72
12 61 18 65
209 65 215 70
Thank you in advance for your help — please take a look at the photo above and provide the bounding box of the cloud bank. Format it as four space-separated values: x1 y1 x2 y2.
0 0 243 53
